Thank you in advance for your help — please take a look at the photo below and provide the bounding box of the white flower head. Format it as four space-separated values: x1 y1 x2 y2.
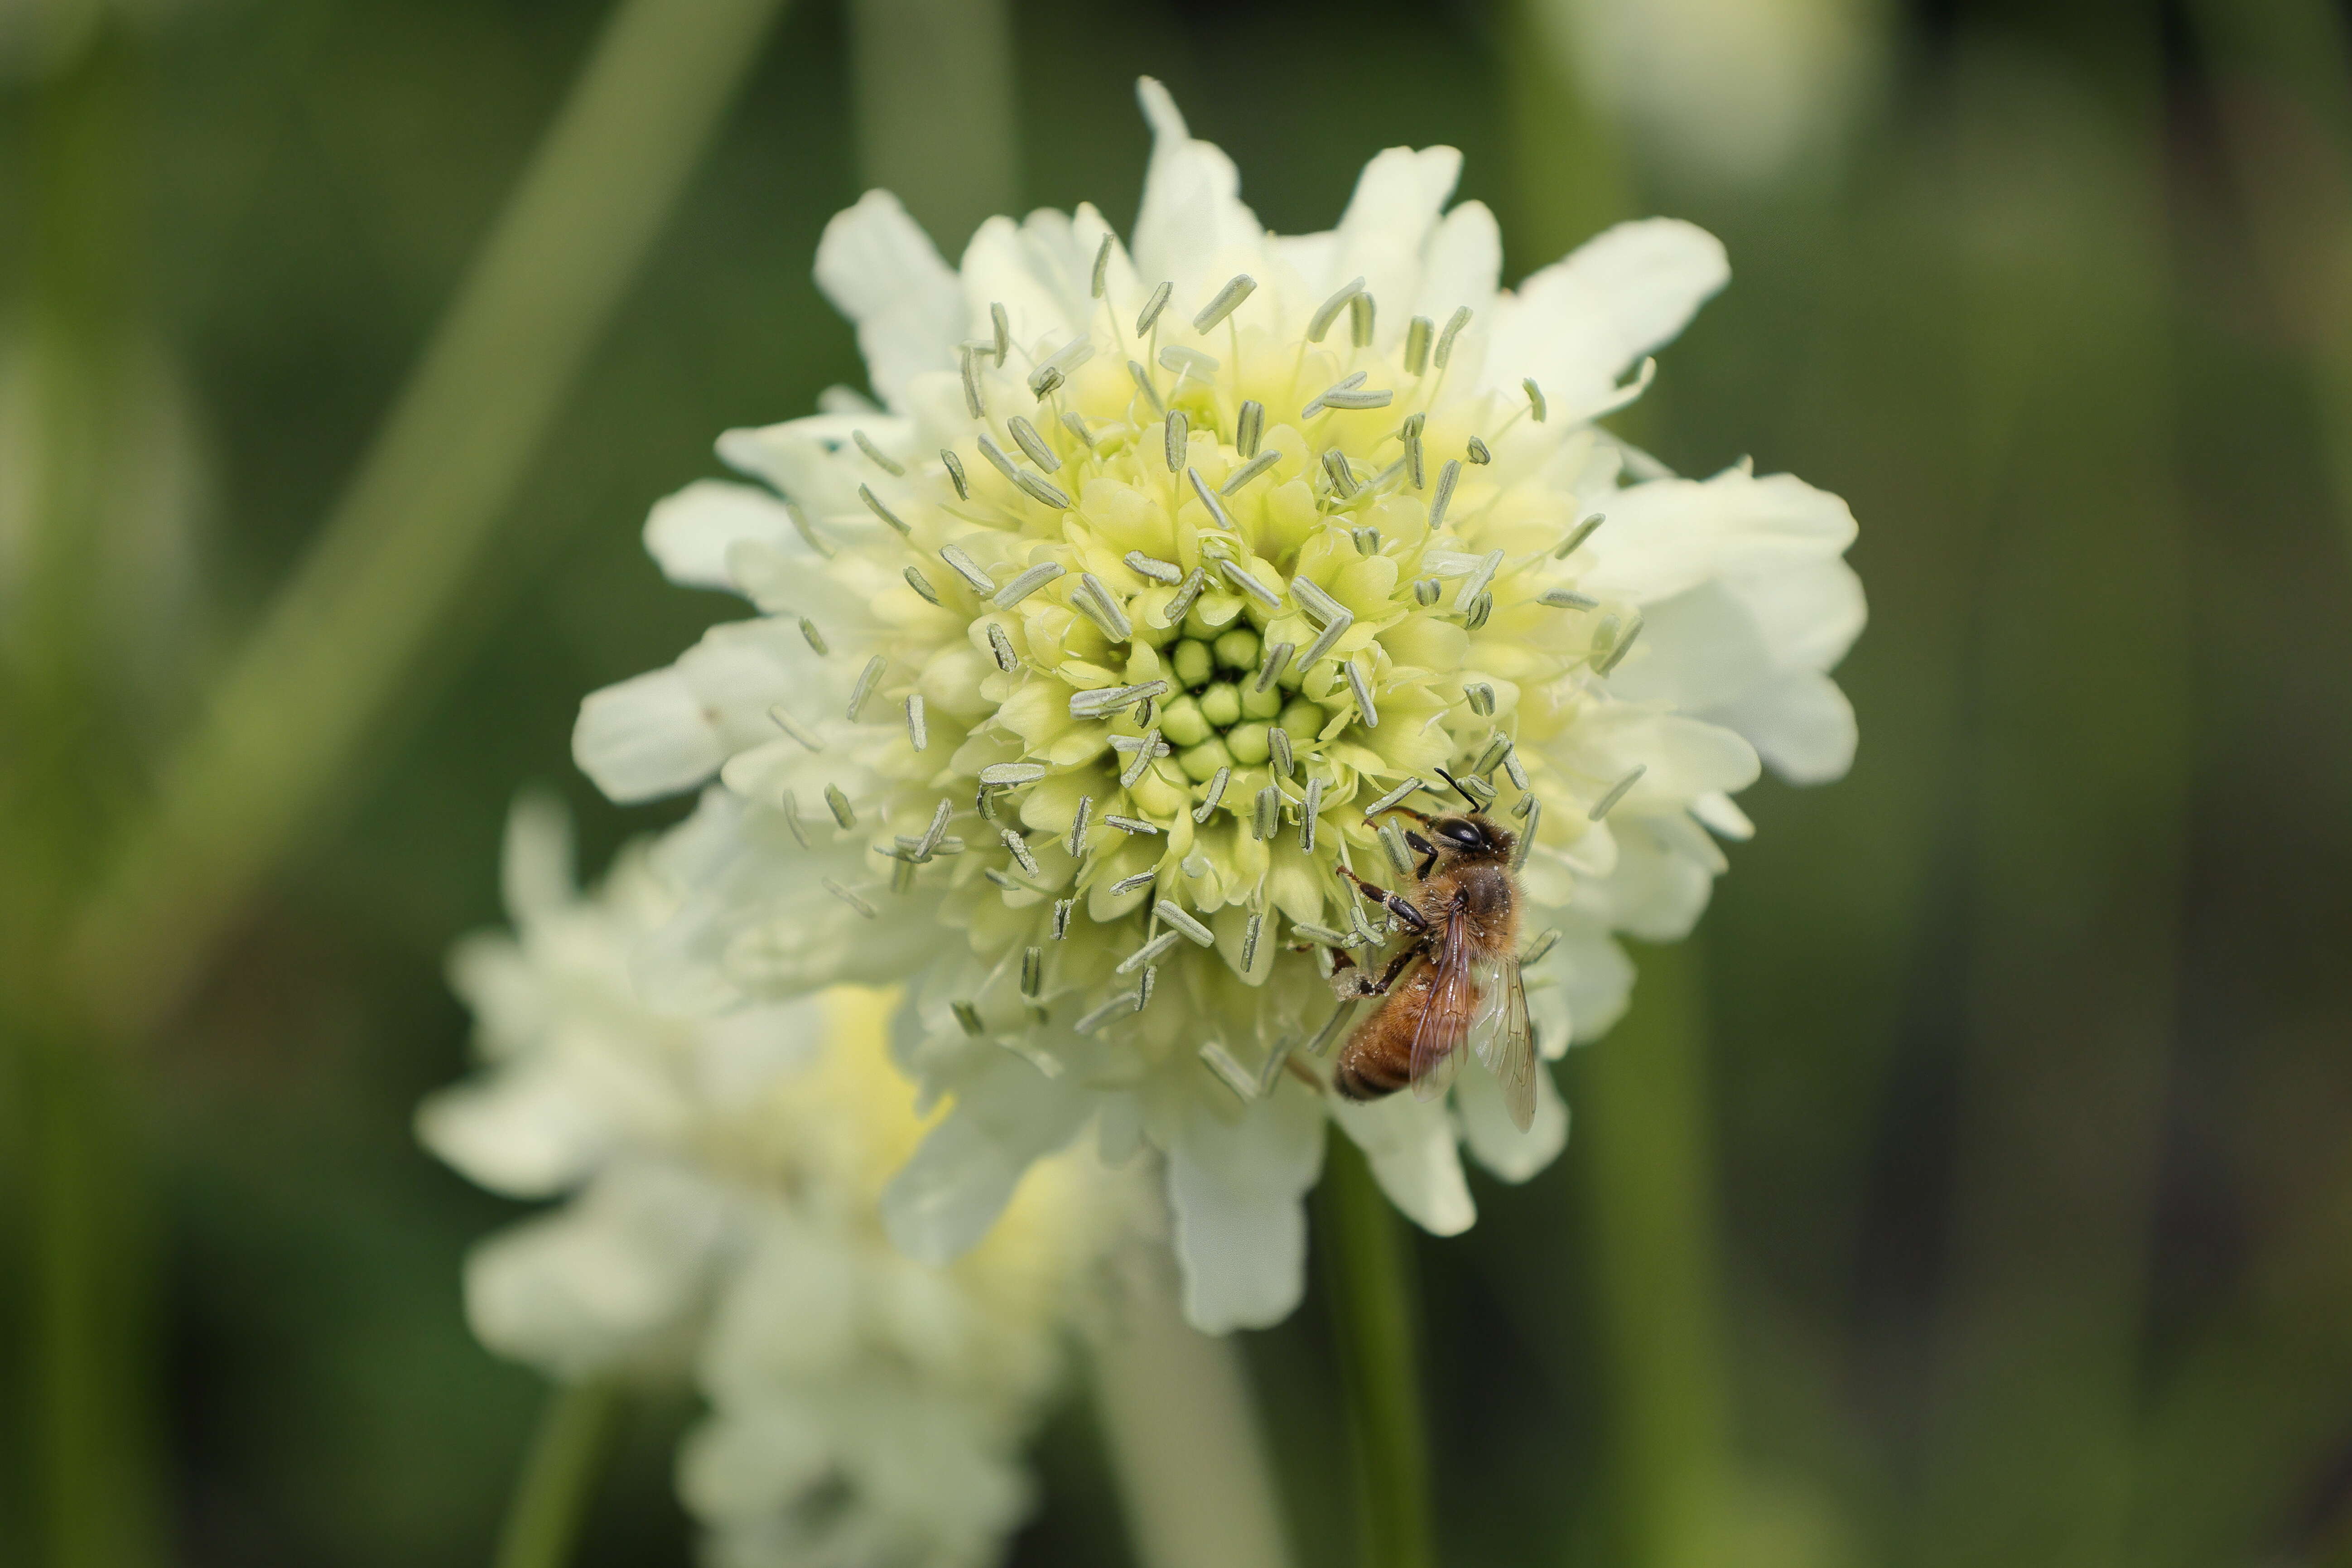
422 796 1120 1567
573 80 1863 1332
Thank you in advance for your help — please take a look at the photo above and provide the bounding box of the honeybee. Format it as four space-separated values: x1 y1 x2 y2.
1329 771 1536 1131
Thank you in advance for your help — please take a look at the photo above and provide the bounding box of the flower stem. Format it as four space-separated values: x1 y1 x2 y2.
492 1381 625 1568
1090 1255 1293 1568
1318 1132 1436 1568
63 0 791 1042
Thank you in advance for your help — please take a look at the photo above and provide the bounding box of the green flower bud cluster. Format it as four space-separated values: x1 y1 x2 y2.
1156 621 1337 782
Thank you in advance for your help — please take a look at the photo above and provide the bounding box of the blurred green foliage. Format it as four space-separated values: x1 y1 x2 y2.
6 0 2352 1566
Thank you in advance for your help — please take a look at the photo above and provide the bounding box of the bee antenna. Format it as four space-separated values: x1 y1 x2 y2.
1434 767 1476 808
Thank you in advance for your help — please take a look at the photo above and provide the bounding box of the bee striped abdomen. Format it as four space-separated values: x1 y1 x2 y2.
1333 963 1439 1101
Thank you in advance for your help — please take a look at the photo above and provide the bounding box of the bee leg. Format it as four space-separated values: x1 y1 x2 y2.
1364 941 1425 996
1338 867 1431 932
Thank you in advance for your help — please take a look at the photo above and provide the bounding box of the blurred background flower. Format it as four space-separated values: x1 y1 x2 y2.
5 1 2352 1567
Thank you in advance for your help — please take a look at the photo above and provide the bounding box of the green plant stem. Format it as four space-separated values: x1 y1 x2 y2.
64 0 791 1042
1318 1132 1435 1568
1579 939 1731 1568
492 1381 625 1568
1089 1257 1292 1568
847 0 1016 248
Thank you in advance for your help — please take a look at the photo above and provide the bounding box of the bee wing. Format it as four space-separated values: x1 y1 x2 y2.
1407 907 1474 1103
1469 951 1536 1132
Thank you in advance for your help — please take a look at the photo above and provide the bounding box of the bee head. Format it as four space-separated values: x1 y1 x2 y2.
1429 814 1515 863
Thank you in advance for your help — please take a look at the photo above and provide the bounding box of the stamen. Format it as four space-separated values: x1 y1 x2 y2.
1053 898 1073 939
769 705 822 752
978 761 1048 786
1379 820 1413 873
1512 798 1542 868
824 784 858 828
1075 572 1133 642
1352 526 1382 555
1022 944 1045 996
1158 345 1218 380
1219 559 1282 608
1125 551 1183 584
1192 766 1231 822
1344 661 1379 728
1242 911 1264 971
960 346 984 418
1511 791 1535 819
847 656 886 720
1348 292 1376 348
1596 614 1645 676
905 694 928 751
1104 813 1160 835
1475 734 1512 775
1316 386 1393 414
1187 467 1236 532
1116 730 1162 788
1061 412 1096 449
940 545 994 594
1412 578 1440 606
1434 306 1471 369
1290 576 1346 626
1109 869 1158 896
798 617 828 655
1252 786 1280 841
1466 435 1492 464
1363 777 1424 817
1007 415 1061 473
1221 449 1280 494
1164 409 1188 473
778 790 810 848
1136 968 1157 1010
1293 921 1351 946
1404 316 1433 376
1193 274 1257 331
991 302 1010 366
986 621 1018 672
1541 589 1599 610
853 429 904 475
1428 459 1461 531
1157 902 1215 947
1308 277 1366 342
941 449 970 500
1455 773 1497 806
1090 234 1112 299
1070 680 1167 719
1068 794 1093 855
1002 829 1040 877
1163 565 1206 623
1299 607 1354 671
993 561 1066 608
822 878 877 918
1076 991 1140 1033
1464 682 1495 716
1523 378 1548 422
1321 449 1360 497
916 798 953 859
1504 748 1528 789
1235 400 1265 458
902 565 942 605
1309 1000 1357 1055
1463 591 1494 631
1301 370 1369 419
1301 777 1325 850
1453 548 1504 613
859 485 911 535
1200 1042 1258 1102
1137 280 1173 335
953 1000 985 1037
1254 642 1293 692
1011 469 1070 510
1127 359 1165 413
1268 725 1294 778
1588 765 1644 820
1555 512 1606 558
1404 421 1426 489
978 434 1022 482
